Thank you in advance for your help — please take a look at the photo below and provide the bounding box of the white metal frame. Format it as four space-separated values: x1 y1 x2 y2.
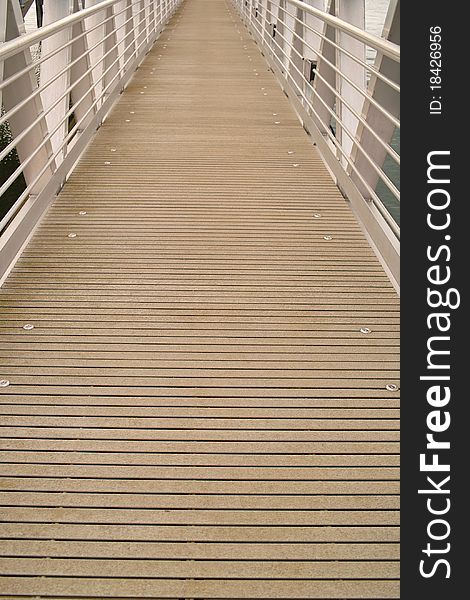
1 0 400 288
0 0 182 280
232 0 400 288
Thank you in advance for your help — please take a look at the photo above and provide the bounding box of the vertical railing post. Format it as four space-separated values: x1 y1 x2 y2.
85 0 107 109
283 1 296 75
0 1 7 109
310 0 336 136
1 0 55 191
274 1 286 72
300 1 324 108
261 0 271 48
351 0 400 198
148 0 156 40
334 0 366 166
290 6 305 100
302 0 324 58
264 0 272 53
103 4 120 97
155 0 161 31
70 0 97 134
114 1 128 78
144 0 150 46
136 0 146 50
124 0 137 69
40 0 74 165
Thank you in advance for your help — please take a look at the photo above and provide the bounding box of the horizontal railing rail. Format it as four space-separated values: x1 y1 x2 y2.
285 0 399 60
2 0 130 62
232 0 400 287
0 0 182 280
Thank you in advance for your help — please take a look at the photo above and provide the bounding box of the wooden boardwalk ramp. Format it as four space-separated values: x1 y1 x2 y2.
0 0 399 597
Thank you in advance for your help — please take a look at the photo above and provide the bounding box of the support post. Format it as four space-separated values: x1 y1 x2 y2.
351 0 400 199
310 0 336 136
335 0 366 164
103 4 119 93
1 0 54 193
70 0 97 135
40 0 75 165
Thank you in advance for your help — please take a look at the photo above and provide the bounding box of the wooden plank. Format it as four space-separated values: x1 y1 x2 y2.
0 367 400 378
0 438 400 452
0 558 399 578
0 523 399 542
0 451 399 467
1 342 397 354
0 358 400 370
0 478 400 494
0 416 399 431
0 426 400 440
0 388 400 399
0 540 400 560
0 492 399 509
0 395 401 407
0 378 400 390
0 406 400 418
0 464 400 479
0 507 399 525
0 577 401 598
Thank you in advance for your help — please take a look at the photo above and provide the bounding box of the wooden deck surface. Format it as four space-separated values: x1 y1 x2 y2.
0 0 400 597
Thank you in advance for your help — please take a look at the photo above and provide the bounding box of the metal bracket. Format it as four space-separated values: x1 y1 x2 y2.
303 58 317 83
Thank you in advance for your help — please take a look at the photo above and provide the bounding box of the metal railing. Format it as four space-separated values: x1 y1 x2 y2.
231 0 400 286
0 0 182 279
0 0 399 287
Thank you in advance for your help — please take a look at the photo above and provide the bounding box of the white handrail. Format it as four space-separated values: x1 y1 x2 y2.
0 0 399 288
235 0 400 287
0 0 182 282
263 3 400 129
286 0 400 61
0 0 142 93
0 0 122 61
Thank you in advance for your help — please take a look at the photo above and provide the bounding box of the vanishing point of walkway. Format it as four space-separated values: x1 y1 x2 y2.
0 0 399 597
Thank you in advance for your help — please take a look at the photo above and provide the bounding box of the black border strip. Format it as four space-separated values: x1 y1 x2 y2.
402 0 465 596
